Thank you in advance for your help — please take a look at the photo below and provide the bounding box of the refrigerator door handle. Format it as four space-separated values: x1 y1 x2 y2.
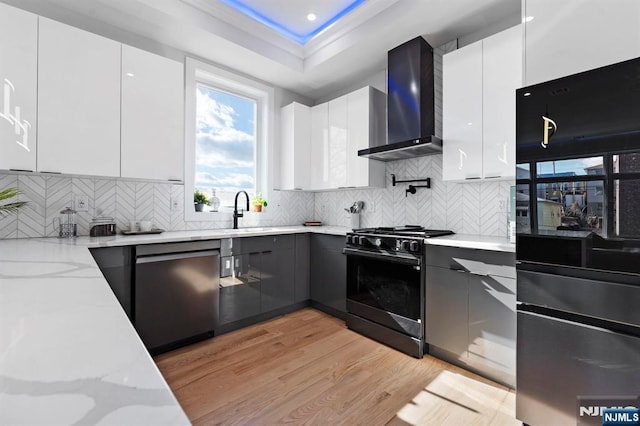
541 115 557 148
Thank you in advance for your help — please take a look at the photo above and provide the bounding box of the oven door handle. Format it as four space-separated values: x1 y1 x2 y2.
343 248 421 267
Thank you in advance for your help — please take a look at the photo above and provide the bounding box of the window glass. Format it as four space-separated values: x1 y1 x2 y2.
516 163 530 179
515 184 531 233
195 84 257 209
613 179 640 237
613 152 640 173
536 157 604 178
536 181 604 233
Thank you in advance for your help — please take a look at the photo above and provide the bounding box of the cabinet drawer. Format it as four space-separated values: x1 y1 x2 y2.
425 245 515 278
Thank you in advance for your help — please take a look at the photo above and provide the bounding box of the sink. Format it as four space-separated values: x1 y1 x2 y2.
230 227 275 233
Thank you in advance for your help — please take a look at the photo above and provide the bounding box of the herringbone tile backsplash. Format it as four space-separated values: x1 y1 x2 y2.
0 173 317 238
312 154 514 237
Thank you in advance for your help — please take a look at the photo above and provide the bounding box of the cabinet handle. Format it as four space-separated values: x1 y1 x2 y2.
168 179 182 182
9 169 33 173
541 115 557 148
458 149 467 170
464 177 481 180
484 175 501 179
40 170 62 174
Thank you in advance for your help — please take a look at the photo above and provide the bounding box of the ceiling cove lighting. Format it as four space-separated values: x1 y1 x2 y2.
220 0 366 44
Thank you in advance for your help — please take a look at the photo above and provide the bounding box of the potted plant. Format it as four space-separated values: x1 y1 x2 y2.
193 190 210 212
0 188 27 216
251 193 268 212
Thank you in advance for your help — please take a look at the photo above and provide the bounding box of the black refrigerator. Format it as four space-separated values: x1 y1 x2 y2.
515 57 640 426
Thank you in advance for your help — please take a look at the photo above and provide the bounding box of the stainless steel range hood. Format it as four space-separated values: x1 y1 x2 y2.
358 36 441 162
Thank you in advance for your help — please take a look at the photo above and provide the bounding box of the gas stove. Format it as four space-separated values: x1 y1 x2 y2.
345 226 454 255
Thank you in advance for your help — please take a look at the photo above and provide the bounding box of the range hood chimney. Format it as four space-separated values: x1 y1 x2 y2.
358 36 441 161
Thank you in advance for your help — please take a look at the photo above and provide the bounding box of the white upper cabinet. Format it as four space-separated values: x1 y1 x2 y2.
346 87 385 188
121 45 184 181
287 86 386 191
0 3 38 172
482 25 521 179
278 102 311 190
443 25 522 181
310 103 330 190
443 40 483 181
524 0 640 86
37 18 121 176
328 95 348 189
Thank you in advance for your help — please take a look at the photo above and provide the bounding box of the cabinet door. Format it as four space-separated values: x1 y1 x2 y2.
121 45 184 181
443 41 483 181
310 103 329 190
482 25 521 179
279 102 311 190
310 234 346 314
328 96 347 188
524 0 640 86
294 234 310 303
425 266 468 356
346 87 386 188
219 254 260 325
0 3 37 172
37 18 120 176
468 274 516 385
260 247 295 313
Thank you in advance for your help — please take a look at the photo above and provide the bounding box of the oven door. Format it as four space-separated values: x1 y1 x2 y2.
345 248 423 338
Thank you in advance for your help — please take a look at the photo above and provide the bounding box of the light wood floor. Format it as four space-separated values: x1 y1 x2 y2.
155 308 520 426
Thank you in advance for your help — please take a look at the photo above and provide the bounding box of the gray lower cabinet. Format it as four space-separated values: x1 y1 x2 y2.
294 234 310 303
219 235 296 327
89 246 133 319
425 245 516 387
310 234 346 318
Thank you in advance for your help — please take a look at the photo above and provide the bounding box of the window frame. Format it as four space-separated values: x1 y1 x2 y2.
184 57 274 222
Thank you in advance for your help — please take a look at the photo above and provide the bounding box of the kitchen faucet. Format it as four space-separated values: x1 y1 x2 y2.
233 190 250 229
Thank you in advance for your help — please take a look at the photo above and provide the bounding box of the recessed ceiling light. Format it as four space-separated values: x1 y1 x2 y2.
523 16 534 23
126 72 135 77
523 92 531 97
307 12 317 22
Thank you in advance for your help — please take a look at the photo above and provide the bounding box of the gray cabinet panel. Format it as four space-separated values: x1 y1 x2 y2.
90 247 133 319
468 274 516 382
219 253 261 325
425 265 468 356
310 234 346 314
425 245 516 387
425 245 516 278
294 234 310 303
261 248 295 313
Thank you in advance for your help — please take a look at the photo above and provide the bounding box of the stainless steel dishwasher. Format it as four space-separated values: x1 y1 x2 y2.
135 240 220 354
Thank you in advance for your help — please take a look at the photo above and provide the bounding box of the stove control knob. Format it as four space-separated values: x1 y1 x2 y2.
410 241 420 252
346 236 352 245
401 240 411 251
358 236 368 246
374 238 383 247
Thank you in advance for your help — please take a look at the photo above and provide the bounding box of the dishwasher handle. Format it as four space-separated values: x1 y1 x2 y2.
136 250 219 264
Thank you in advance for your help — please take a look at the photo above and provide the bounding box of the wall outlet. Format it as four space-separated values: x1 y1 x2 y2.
497 199 507 213
171 197 180 212
368 201 375 213
75 195 89 212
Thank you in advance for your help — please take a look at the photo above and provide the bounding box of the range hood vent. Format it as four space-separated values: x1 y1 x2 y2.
359 36 441 161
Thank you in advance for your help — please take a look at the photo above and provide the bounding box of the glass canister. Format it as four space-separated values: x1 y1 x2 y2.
54 207 78 238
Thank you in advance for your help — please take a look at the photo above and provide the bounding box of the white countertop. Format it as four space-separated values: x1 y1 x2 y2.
424 234 515 253
0 237 190 425
88 225 349 248
0 225 507 424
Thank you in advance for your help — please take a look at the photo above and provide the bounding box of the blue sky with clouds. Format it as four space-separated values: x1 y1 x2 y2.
195 84 256 205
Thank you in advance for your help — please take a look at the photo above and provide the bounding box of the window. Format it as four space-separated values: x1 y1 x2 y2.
195 84 257 209
184 58 273 221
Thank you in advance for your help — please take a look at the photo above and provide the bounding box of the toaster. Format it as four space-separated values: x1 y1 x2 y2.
90 217 117 237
